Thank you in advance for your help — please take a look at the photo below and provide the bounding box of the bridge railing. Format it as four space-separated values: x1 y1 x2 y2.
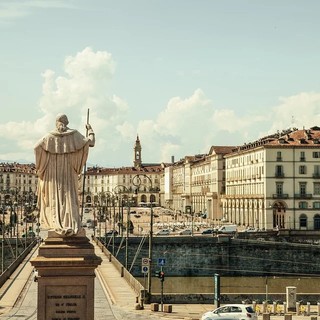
0 239 38 289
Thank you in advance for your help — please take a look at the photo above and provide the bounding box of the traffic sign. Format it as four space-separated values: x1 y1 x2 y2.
142 257 149 266
158 258 166 266
141 266 149 274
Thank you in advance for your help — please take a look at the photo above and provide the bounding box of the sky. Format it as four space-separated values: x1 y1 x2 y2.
1 0 320 167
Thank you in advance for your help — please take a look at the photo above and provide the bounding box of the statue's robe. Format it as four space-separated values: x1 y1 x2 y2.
34 128 91 236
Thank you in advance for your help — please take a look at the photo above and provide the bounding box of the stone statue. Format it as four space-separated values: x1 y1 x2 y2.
34 114 95 236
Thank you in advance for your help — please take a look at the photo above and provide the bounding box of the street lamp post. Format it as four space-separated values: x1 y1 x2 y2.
113 185 131 269
14 201 18 259
1 195 5 273
122 195 134 270
132 174 155 297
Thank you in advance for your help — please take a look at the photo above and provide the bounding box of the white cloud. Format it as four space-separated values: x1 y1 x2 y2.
0 47 129 165
136 89 213 162
1 46 320 167
267 92 320 134
136 89 270 163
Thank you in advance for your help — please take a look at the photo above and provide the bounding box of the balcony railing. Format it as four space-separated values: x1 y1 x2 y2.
272 193 289 199
313 173 320 179
295 193 312 199
275 172 285 178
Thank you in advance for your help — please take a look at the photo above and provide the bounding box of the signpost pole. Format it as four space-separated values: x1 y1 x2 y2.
160 266 164 312
214 273 221 307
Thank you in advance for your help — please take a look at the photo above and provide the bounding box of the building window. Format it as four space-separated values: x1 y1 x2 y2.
299 165 307 174
314 183 320 195
276 183 283 196
299 182 307 195
314 214 320 230
299 201 308 209
300 151 306 161
314 165 320 178
276 151 282 161
313 202 320 209
275 165 284 177
299 214 307 228
313 152 320 158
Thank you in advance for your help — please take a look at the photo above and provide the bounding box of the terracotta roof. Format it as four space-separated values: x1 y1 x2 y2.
0 162 36 173
229 126 320 154
209 146 237 155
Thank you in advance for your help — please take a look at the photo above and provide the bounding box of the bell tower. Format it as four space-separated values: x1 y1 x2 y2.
134 135 142 168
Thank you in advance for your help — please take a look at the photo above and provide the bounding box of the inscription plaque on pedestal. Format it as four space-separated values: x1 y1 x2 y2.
46 286 87 320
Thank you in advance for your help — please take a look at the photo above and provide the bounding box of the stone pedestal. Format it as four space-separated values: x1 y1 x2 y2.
31 230 102 320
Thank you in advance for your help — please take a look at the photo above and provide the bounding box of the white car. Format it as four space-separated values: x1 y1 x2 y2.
179 229 192 235
155 229 170 236
201 304 257 320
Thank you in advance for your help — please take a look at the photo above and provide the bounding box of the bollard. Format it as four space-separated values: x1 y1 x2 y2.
262 313 270 320
151 303 159 312
307 302 311 316
284 314 292 320
273 301 277 314
164 304 173 313
253 301 256 311
283 302 287 314
262 301 267 314
296 302 300 315
318 302 320 316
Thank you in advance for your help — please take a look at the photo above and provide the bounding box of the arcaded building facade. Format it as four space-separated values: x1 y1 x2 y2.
222 126 320 231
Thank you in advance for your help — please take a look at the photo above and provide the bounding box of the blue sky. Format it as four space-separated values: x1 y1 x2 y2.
1 0 320 167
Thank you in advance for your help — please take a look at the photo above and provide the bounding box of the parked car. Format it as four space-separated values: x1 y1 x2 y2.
179 229 192 235
201 304 257 320
201 228 215 235
217 224 237 234
155 229 170 236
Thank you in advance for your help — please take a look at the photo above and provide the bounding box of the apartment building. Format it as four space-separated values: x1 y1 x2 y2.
162 146 234 220
222 126 320 231
0 162 37 204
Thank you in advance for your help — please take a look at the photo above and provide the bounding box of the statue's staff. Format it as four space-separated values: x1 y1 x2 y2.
80 108 90 222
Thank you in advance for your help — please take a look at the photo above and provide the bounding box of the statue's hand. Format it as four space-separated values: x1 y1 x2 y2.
86 124 92 131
